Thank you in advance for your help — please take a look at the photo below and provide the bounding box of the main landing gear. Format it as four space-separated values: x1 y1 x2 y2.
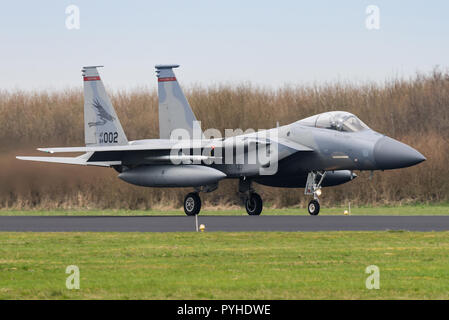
239 177 263 215
245 192 263 216
183 173 325 216
183 184 218 216
184 192 201 216
305 171 326 216
183 187 263 216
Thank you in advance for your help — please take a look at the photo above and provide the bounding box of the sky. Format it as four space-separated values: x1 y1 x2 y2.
0 0 448 90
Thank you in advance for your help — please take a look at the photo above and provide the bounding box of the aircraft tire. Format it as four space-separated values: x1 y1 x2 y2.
308 199 320 215
245 193 263 216
184 192 201 216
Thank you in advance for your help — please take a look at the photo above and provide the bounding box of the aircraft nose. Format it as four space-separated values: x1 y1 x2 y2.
374 136 426 170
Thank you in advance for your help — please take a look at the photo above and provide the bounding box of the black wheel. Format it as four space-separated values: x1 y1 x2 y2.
245 193 263 216
184 192 201 216
308 199 320 216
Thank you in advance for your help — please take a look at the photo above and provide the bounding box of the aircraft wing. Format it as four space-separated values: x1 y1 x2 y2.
18 136 313 167
36 136 313 153
18 140 222 167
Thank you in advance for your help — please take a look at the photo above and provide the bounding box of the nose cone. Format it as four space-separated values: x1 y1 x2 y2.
374 136 426 170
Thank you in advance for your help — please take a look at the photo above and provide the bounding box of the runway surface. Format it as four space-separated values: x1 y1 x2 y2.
0 215 449 232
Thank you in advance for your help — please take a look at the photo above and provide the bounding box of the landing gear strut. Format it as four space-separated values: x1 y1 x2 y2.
183 192 201 216
305 171 326 216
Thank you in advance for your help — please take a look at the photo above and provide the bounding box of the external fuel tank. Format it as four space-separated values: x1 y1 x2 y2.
118 165 227 187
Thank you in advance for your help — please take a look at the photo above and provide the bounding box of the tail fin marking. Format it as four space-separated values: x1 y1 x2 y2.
83 66 128 146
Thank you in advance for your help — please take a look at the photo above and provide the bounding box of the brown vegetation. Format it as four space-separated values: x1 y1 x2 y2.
1 69 448 209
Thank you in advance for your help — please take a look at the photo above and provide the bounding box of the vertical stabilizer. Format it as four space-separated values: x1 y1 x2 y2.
156 65 202 139
83 66 128 146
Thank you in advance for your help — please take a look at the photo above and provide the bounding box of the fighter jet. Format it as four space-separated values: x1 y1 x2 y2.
17 65 426 216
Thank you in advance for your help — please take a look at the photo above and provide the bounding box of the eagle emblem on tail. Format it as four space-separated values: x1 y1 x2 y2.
88 98 116 127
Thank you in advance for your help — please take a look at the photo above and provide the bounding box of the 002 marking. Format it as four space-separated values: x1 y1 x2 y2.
101 132 118 143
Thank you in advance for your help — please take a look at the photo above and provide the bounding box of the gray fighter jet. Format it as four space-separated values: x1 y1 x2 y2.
17 65 426 216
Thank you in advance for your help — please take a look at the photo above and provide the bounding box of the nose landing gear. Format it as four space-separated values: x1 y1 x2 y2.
305 171 326 216
307 199 320 215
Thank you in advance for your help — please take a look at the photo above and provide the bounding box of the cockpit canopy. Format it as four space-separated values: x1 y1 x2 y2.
297 111 370 132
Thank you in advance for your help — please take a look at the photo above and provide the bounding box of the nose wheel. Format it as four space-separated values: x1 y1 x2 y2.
307 199 320 215
184 192 201 216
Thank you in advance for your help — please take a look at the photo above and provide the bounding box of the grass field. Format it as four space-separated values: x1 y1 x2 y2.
1 204 448 216
1 231 449 299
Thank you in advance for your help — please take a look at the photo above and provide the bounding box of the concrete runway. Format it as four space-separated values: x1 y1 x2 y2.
0 215 449 232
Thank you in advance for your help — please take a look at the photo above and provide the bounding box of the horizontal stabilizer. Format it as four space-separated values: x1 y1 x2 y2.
37 139 213 153
16 155 120 167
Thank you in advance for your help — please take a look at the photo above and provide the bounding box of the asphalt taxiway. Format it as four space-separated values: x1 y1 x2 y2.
0 215 448 232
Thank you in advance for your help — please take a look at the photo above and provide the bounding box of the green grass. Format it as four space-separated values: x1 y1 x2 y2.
1 231 449 299
1 204 448 216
